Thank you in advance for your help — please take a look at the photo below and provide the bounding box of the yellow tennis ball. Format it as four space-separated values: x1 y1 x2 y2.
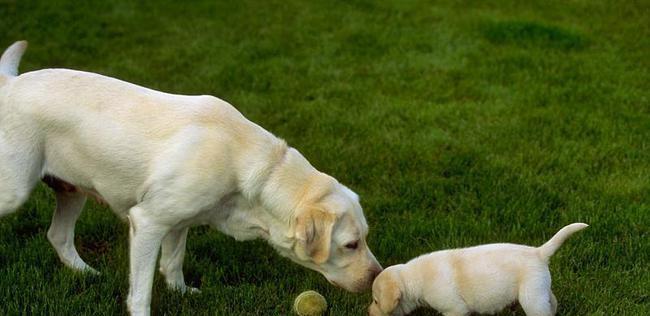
293 290 328 316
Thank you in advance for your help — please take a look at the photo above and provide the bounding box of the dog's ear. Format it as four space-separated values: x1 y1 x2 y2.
294 206 336 264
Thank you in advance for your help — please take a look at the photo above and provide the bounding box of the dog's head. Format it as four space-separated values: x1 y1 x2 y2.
368 266 403 316
260 148 382 292
288 178 382 293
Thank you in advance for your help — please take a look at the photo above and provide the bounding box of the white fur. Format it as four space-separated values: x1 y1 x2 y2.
0 41 381 315
369 223 588 316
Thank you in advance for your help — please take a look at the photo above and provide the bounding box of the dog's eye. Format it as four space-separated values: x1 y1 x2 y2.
345 241 359 250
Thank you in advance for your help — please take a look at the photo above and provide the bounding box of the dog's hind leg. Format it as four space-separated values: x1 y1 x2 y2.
159 227 198 293
45 183 97 273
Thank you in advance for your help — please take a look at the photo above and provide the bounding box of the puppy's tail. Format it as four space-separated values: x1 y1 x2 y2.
0 40 28 78
537 223 588 261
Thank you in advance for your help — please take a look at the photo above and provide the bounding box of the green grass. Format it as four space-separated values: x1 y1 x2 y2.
0 0 648 315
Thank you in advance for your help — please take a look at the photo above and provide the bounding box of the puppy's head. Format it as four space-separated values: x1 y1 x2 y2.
290 177 382 292
368 266 403 316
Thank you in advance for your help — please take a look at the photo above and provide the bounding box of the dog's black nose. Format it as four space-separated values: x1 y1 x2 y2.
370 266 382 280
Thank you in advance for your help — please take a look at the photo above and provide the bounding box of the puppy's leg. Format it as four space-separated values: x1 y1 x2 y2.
550 292 557 315
443 312 468 316
0 177 30 216
441 305 470 316
0 138 41 217
159 227 198 293
0 184 30 216
127 205 170 316
47 189 97 273
519 281 555 316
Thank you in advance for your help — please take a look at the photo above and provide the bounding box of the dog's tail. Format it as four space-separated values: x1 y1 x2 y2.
0 40 28 78
537 223 588 261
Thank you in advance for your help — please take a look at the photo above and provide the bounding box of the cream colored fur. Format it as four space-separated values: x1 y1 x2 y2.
0 41 381 315
369 223 588 316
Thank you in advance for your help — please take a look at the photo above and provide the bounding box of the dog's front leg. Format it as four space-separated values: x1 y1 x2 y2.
159 227 199 293
127 206 170 316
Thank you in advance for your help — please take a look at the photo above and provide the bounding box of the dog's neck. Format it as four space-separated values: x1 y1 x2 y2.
257 147 335 252
258 147 333 220
223 138 333 255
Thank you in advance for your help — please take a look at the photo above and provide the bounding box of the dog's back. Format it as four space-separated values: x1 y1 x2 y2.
0 41 277 215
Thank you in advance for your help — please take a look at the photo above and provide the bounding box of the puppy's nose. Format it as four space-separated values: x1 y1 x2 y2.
368 303 380 316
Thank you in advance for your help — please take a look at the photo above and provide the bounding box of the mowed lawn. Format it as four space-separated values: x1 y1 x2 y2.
0 0 648 315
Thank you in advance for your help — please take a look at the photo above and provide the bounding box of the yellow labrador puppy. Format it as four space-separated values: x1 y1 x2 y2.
369 223 588 316
0 41 381 315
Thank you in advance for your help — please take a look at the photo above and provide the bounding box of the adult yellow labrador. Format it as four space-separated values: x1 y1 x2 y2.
0 41 382 315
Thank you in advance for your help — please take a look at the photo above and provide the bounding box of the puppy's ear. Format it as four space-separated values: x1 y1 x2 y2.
378 276 402 313
294 206 336 264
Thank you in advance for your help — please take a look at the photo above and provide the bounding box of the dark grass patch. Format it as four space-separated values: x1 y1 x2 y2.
483 20 589 50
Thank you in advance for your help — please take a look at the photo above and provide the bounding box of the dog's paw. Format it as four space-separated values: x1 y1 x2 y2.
69 262 100 275
85 267 100 275
185 286 201 294
167 283 201 294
